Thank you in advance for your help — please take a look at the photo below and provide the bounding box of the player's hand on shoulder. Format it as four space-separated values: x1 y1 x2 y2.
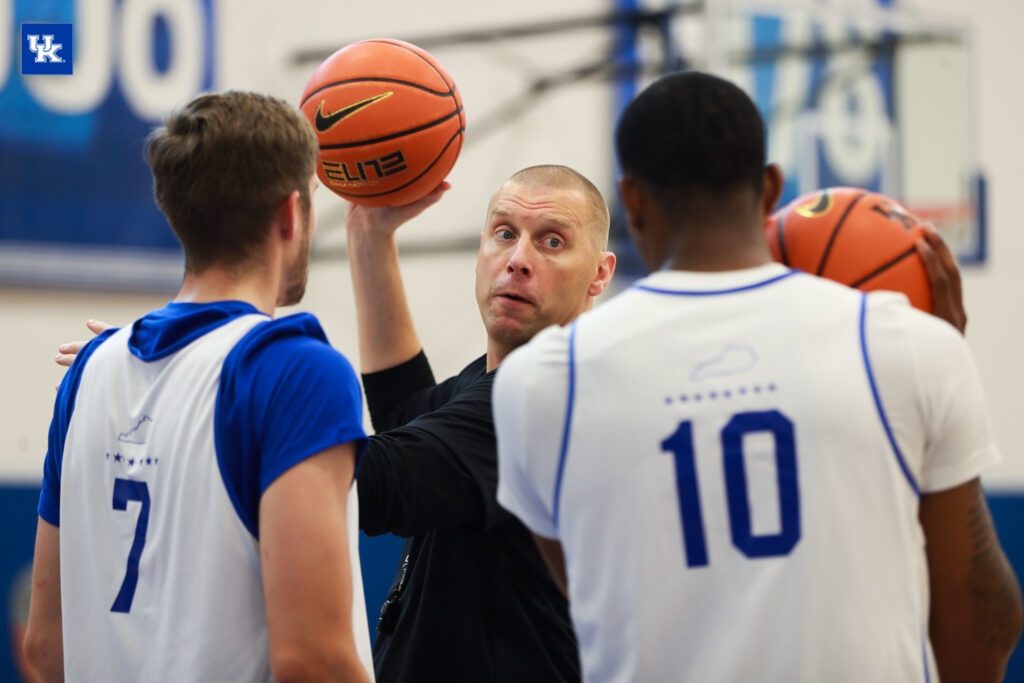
55 319 113 367
915 224 967 334
344 181 450 239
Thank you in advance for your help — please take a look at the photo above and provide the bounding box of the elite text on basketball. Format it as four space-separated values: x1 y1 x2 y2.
322 151 408 186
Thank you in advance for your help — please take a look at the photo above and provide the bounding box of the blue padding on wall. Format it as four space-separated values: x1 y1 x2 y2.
989 493 1024 682
0 485 42 683
359 532 405 647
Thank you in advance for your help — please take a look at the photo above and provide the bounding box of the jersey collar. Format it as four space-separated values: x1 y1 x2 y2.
632 263 796 296
129 300 268 361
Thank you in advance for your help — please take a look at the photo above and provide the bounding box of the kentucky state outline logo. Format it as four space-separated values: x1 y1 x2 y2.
22 23 73 75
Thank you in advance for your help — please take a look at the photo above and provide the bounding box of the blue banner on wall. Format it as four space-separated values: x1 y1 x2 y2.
0 0 215 290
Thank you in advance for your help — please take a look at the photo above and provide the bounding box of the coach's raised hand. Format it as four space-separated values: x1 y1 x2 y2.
55 319 114 367
345 181 450 238
343 181 449 374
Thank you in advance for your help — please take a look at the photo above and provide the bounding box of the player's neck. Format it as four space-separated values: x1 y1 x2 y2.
660 222 773 273
175 265 279 316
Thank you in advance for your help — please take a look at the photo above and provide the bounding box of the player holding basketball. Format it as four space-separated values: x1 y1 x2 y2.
24 92 373 682
494 72 1022 682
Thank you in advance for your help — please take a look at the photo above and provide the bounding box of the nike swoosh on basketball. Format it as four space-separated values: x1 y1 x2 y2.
315 92 394 132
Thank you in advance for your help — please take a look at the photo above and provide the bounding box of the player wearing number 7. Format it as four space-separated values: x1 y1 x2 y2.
23 92 373 682
494 71 1022 682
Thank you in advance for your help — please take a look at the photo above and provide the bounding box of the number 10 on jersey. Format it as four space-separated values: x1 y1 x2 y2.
661 409 801 568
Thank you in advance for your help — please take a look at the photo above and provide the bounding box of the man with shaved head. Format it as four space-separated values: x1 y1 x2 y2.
344 165 615 682
476 166 613 365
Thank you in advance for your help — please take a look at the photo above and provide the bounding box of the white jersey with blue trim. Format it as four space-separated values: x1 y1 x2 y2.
52 308 373 681
495 263 1000 683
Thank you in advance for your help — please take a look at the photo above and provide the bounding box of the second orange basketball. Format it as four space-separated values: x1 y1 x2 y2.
766 187 933 312
300 39 465 207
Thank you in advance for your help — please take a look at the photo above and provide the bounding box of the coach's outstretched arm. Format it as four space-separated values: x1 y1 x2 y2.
260 443 370 683
344 183 449 373
921 478 1023 682
55 319 113 367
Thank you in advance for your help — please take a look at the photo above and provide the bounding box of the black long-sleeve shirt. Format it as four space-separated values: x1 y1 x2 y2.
358 351 579 683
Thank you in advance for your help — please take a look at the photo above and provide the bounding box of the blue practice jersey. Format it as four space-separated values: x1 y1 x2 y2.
40 301 373 681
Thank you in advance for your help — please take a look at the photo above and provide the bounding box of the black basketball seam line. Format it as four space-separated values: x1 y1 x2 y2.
318 107 464 150
776 213 790 267
849 245 919 289
816 190 868 276
366 39 455 91
367 39 463 131
331 128 464 199
300 77 454 107
451 124 465 168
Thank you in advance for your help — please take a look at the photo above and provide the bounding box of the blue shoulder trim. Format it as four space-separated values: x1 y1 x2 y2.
858 294 920 497
38 328 120 526
552 321 578 530
128 300 263 362
633 270 798 296
215 313 367 539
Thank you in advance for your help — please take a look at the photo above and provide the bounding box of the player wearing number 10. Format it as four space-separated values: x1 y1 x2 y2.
23 92 373 682
494 72 1022 681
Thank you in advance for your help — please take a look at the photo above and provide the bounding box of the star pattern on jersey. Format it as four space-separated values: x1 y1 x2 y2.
666 382 778 405
107 453 160 467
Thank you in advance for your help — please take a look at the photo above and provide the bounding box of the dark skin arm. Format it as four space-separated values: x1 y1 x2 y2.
916 228 1020 674
532 534 568 597
916 224 967 334
920 478 1023 682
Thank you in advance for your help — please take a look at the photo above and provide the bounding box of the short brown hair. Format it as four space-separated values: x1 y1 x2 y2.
146 91 318 273
505 165 610 249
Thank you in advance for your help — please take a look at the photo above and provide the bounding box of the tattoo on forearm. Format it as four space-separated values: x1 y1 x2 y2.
966 487 1023 650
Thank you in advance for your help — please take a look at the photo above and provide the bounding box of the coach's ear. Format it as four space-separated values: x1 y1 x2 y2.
761 164 784 217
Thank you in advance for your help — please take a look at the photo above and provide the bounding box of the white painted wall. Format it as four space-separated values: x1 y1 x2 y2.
904 0 1024 490
2 0 1022 492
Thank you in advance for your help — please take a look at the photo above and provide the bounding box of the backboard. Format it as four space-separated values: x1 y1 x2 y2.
705 0 983 263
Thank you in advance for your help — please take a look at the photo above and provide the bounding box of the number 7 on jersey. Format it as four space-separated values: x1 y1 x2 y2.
111 478 151 613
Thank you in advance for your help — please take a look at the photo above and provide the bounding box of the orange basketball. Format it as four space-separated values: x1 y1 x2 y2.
765 187 932 312
299 39 465 207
